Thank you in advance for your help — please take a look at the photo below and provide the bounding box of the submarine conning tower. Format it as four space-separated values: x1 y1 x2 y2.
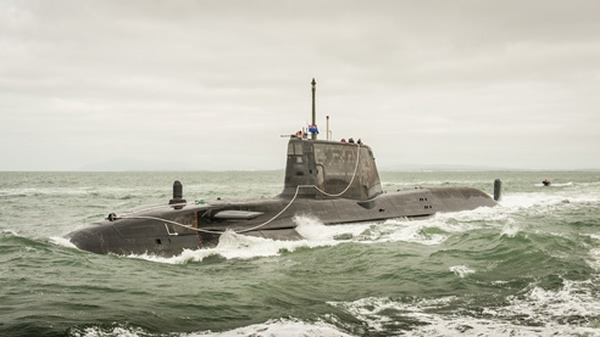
279 137 384 200
280 78 383 201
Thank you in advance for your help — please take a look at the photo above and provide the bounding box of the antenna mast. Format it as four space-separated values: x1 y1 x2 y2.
311 78 317 140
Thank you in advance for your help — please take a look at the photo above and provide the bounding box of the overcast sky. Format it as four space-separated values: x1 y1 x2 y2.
1 0 599 171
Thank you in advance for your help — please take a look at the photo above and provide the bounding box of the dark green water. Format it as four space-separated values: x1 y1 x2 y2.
1 171 599 336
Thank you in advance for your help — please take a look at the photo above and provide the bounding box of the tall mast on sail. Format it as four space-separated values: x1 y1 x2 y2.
311 78 317 140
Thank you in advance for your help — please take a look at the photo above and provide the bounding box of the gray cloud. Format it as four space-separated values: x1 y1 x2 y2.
1 0 599 170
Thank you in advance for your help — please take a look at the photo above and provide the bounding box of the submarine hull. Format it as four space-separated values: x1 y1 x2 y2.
67 186 496 257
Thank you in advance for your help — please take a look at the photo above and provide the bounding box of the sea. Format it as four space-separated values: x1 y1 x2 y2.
1 170 599 337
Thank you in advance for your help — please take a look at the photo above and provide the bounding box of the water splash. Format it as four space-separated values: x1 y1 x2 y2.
49 236 78 249
186 318 354 337
449 265 475 278
500 219 520 238
294 215 369 242
68 319 355 337
131 220 346 264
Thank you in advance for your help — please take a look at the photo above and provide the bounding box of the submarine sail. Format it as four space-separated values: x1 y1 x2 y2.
280 138 382 200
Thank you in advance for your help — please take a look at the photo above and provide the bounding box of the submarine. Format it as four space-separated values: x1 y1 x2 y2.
67 79 499 256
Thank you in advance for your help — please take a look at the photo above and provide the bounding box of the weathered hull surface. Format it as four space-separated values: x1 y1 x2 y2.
67 186 496 256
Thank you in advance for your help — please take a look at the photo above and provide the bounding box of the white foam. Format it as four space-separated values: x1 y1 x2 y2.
588 248 600 271
329 296 458 332
49 236 78 249
186 318 355 337
442 205 502 220
399 313 599 337
499 280 600 330
131 230 302 264
500 219 520 238
382 219 449 245
296 215 451 246
372 208 499 246
294 215 370 241
500 190 600 212
1 229 19 236
329 286 600 337
330 297 400 332
70 318 356 337
449 265 475 278
132 219 351 264
72 325 147 337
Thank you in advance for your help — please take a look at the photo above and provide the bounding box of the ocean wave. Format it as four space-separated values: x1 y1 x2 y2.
500 219 521 238
499 191 600 211
449 264 476 278
68 318 355 337
327 279 600 336
185 318 355 337
587 248 600 271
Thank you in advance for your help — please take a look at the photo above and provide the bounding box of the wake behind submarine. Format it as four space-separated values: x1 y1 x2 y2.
67 79 500 256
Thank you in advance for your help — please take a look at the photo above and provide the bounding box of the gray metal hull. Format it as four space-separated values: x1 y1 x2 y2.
67 186 496 256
